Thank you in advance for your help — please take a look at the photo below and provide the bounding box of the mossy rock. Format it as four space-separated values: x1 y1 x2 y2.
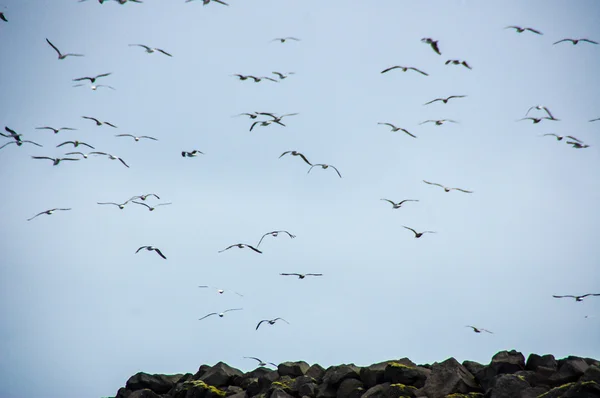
180 380 226 398
389 383 417 397
537 380 599 398
445 393 484 398
389 363 415 369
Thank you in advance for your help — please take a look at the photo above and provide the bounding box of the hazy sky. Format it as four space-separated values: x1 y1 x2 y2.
1 1 599 397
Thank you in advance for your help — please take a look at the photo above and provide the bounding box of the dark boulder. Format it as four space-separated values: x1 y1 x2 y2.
336 378 363 398
228 392 246 398
296 375 318 398
306 364 326 383
475 350 525 391
200 363 244 388
538 380 600 398
486 374 530 398
127 389 161 398
242 379 260 397
279 362 310 378
126 372 185 394
270 390 295 398
361 382 391 398
195 365 213 380
361 359 416 389
581 366 600 384
521 386 549 398
525 354 557 372
383 362 430 388
258 370 280 391
462 360 485 377
548 357 589 386
269 376 297 395
116 387 132 398
388 383 417 397
171 380 227 398
322 365 360 387
315 382 337 398
225 386 244 396
416 357 481 398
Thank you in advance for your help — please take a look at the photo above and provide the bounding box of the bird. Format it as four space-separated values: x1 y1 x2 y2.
402 226 436 239
250 120 282 132
566 141 590 149
279 273 323 279
445 60 472 69
589 118 600 122
272 71 295 80
553 38 598 45
552 294 600 302
271 37 300 43
198 0 229 5
504 26 543 35
198 309 243 322
89 152 129 168
131 201 172 211
244 357 277 368
82 116 117 128
129 44 172 57
419 119 458 126
129 194 160 201
541 134 581 142
466 325 493 334
423 95 467 105
233 112 259 119
0 12 7 22
64 152 93 159
0 140 42 150
257 231 296 247
421 37 441 54
377 123 416 138
423 180 473 193
72 73 112 84
525 105 556 120
115 134 158 142
35 126 77 134
135 246 167 260
97 201 130 209
31 156 79 166
218 244 262 254
258 112 298 124
182 150 204 157
73 84 115 91
279 151 312 166
2 126 22 142
256 318 289 330
249 76 279 83
231 74 253 81
27 208 72 221
308 164 342 178
56 140 95 149
381 65 429 76
380 199 419 209
518 117 559 124
45 38 84 59
198 286 243 297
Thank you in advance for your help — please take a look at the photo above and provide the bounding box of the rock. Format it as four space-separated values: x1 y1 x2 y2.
361 359 416 389
126 373 185 394
116 387 132 398
486 374 530 398
361 383 394 398
521 386 549 398
315 382 337 398
383 362 430 388
388 383 417 397
279 362 310 378
416 357 481 398
228 392 246 398
195 365 213 380
563 380 600 397
270 390 295 398
269 376 297 395
336 378 363 398
242 379 260 397
171 380 227 398
462 361 484 377
127 389 161 398
258 370 280 391
475 350 525 391
200 363 244 387
322 365 360 387
548 357 589 386
526 354 557 372
295 376 317 397
581 366 600 384
225 386 244 396
306 364 326 383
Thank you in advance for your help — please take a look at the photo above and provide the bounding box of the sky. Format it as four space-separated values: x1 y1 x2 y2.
0 1 599 397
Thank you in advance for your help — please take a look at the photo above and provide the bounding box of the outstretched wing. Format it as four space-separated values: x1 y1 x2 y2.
423 180 444 188
256 320 267 330
280 273 301 277
451 188 473 193
156 48 173 57
526 28 542 35
198 313 217 321
245 244 263 254
329 165 342 178
153 248 167 259
552 295 575 299
409 67 429 76
402 226 418 236
381 66 401 74
273 317 289 324
45 38 61 56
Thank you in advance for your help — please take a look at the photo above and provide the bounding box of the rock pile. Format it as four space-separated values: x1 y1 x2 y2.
111 350 600 398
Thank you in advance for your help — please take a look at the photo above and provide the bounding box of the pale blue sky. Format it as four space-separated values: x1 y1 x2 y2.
1 1 599 398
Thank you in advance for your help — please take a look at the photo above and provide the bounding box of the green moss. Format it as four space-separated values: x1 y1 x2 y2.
390 383 417 390
516 375 526 381
389 362 415 369
445 393 483 398
271 377 296 392
184 380 226 397
536 382 575 398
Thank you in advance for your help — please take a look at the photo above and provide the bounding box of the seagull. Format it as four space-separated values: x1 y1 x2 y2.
541 134 581 142
445 59 472 69
0 140 42 150
377 123 416 138
135 246 167 260
64 152 93 159
250 120 283 132
131 201 172 211
566 141 590 149
129 44 172 57
73 84 115 91
232 74 253 81
308 164 342 178
198 309 243 322
182 150 204 157
97 201 130 209
36 126 77 134
280 273 322 279
257 230 296 247
272 71 295 79
257 112 298 124
423 95 467 105
219 244 262 254
198 286 244 297
89 152 129 168
380 199 419 209
271 37 300 43
518 117 559 124
27 208 71 221
0 12 7 22
421 38 441 54
82 116 117 128
72 73 112 84
381 65 429 76
423 180 473 193
256 318 289 330
403 226 436 239
244 357 277 368
504 26 543 35
553 294 600 302
2 126 22 142
45 38 84 59
419 119 458 126
525 105 556 120
466 325 493 334
31 156 79 166
129 194 160 201
115 134 158 142
553 38 598 45
589 118 600 122
279 151 312 166
233 112 259 119
251 76 279 83
57 140 95 149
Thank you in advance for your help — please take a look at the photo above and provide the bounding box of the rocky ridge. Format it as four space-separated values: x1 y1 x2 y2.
111 350 600 398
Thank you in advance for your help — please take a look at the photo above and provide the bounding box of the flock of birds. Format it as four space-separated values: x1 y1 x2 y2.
1 1 599 379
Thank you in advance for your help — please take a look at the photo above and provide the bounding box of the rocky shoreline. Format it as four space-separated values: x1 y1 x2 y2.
110 350 599 398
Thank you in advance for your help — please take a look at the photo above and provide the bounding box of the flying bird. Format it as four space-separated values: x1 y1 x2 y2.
3 126 22 142
233 112 259 119
552 294 600 302
131 201 172 211
257 112 298 123
231 74 253 81
257 230 296 247
198 309 243 322
377 123 416 138
553 38 598 45
566 141 590 149
445 60 472 69
0 12 7 22
271 37 300 43
0 140 42 150
244 357 277 368
419 119 458 126
518 117 559 124
45 38 84 59
89 152 129 168
525 105 556 120
272 71 295 80
308 164 342 178
423 95 466 105
198 286 244 297
97 201 130 209
256 318 289 330
36 126 77 134
73 84 115 91
27 208 72 221
57 140 95 149
541 134 581 142
380 199 419 209
381 65 429 76
279 273 322 279
64 152 93 159
421 37 441 54
218 244 262 254
135 246 167 260
129 194 160 201
589 118 600 122
249 76 279 83
279 150 312 166
182 150 204 157
466 325 493 334
31 156 79 166
115 134 158 142
82 116 117 128
250 120 283 132
72 73 112 83
423 180 473 193
129 44 172 57
504 26 543 35
403 226 436 239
